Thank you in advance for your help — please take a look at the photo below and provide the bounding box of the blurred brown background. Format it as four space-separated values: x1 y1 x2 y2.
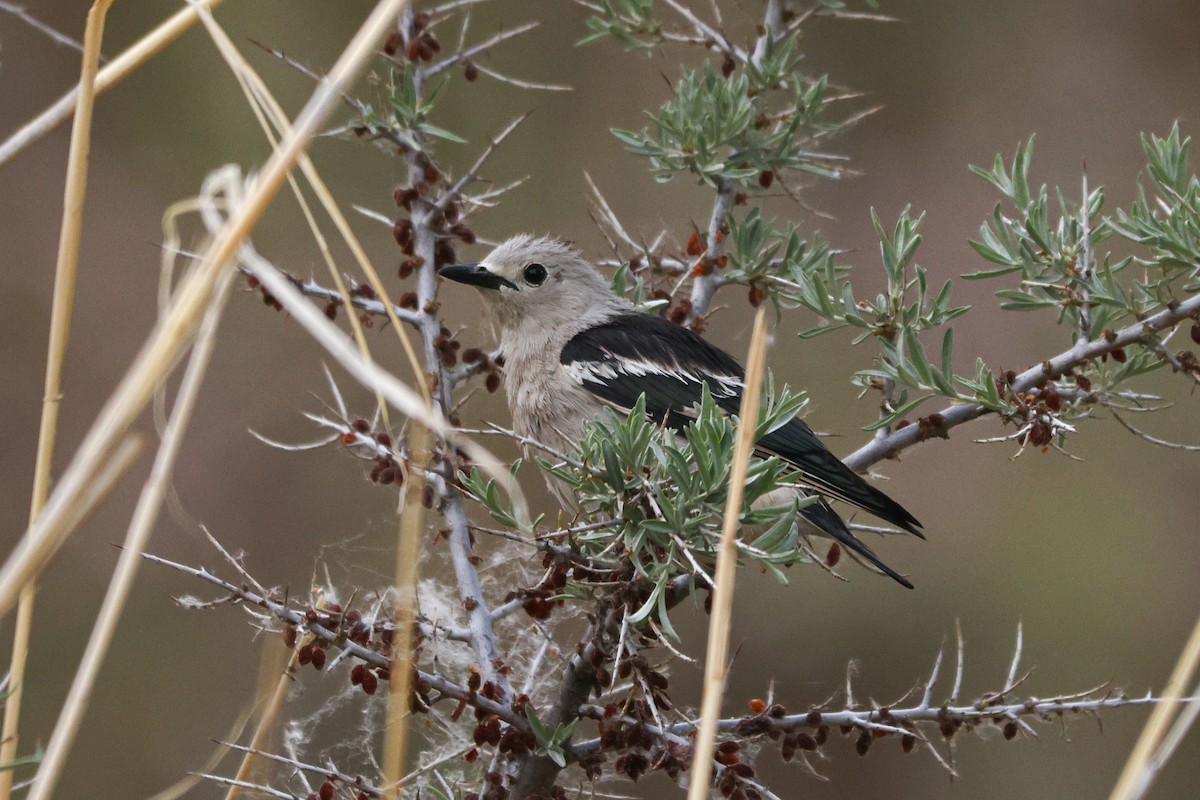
1 0 1199 797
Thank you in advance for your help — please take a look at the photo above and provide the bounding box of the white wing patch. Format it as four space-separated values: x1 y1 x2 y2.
564 353 743 398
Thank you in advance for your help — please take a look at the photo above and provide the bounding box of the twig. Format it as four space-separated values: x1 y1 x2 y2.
0 2 90 53
433 114 529 214
0 2 409 617
843 292 1200 472
423 21 542 77
1111 411 1200 450
683 178 733 323
141 551 527 728
469 63 571 91
0 0 226 168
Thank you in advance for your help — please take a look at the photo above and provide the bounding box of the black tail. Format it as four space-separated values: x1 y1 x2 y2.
757 419 924 537
800 499 914 589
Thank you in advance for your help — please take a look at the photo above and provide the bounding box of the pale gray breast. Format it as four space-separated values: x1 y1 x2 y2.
501 342 609 516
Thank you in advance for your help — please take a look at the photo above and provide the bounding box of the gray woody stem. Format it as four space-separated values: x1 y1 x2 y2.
844 293 1200 472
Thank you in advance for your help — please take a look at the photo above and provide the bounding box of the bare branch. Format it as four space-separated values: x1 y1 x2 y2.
843 292 1200 472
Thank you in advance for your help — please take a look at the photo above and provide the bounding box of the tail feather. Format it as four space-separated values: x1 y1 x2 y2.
757 419 924 537
800 499 914 589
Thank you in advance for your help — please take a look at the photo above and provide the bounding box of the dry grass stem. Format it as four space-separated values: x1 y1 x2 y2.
381 423 431 798
0 1 113 791
224 643 303 800
237 240 526 526
1109 611 1200 800
26 265 238 800
0 0 409 617
687 306 769 800
187 4 428 416
0 0 226 168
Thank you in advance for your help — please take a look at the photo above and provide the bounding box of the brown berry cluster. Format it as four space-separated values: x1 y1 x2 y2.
282 604 399 697
245 273 302 312
391 157 475 273
985 371 1074 448
461 347 505 393
324 281 382 322
344 421 406 485
304 777 368 800
505 551 572 620
382 12 440 62
892 412 948 442
432 324 462 367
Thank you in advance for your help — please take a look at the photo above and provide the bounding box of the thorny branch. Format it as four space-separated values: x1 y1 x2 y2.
155 529 1190 795
163 2 1200 798
682 0 784 326
142 552 527 727
843 292 1200 472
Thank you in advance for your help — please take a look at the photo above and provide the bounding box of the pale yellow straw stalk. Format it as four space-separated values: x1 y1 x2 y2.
687 307 769 800
0 0 226 168
0 2 113 794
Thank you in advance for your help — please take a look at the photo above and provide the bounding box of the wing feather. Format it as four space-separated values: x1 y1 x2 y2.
560 312 922 536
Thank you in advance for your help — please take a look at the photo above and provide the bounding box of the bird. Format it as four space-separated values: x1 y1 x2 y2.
439 234 923 588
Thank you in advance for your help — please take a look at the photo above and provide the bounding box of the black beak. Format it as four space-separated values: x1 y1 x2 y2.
439 263 518 292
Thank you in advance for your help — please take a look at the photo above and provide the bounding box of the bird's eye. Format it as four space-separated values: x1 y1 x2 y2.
523 263 548 286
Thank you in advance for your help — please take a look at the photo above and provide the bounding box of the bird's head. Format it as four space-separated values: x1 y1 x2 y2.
439 235 626 333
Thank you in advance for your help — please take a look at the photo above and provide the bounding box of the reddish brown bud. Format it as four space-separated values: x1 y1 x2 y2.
825 541 841 567
393 186 418 210
686 230 705 257
323 300 338 320
758 170 775 189
748 285 765 307
1028 420 1052 447
940 718 960 739
486 372 502 393
1003 721 1018 740
398 257 420 279
320 781 335 800
721 53 736 78
423 160 441 185
310 647 326 670
464 60 479 82
1111 347 1127 363
392 218 413 249
382 32 404 56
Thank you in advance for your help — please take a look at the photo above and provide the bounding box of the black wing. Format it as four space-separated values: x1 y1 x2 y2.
560 312 924 536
